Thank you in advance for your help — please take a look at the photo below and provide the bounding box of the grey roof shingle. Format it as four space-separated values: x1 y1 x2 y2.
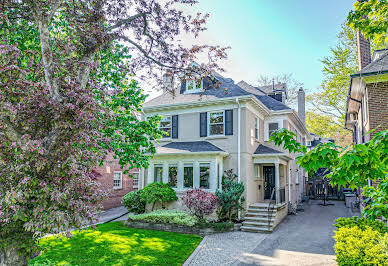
144 76 291 111
156 141 224 154
254 144 283 154
352 49 388 76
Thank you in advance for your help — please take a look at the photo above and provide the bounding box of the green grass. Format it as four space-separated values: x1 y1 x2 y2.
29 222 203 266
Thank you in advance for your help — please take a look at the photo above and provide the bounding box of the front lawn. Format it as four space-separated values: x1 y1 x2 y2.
29 222 202 265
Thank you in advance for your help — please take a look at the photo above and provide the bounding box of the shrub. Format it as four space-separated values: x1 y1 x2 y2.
122 190 146 214
140 183 178 210
334 216 387 234
127 210 199 227
197 221 234 231
182 189 218 220
215 170 245 221
334 226 387 265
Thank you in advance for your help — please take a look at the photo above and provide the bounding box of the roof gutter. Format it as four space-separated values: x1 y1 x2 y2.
152 151 229 157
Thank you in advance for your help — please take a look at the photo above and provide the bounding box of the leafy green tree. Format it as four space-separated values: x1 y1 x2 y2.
347 0 388 47
270 128 388 220
215 170 245 221
140 183 178 211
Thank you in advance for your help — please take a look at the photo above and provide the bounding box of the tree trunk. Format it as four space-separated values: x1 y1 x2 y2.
0 246 27 266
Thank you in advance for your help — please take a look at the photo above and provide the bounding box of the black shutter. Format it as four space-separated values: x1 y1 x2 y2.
172 115 178 139
225 109 233 135
200 112 207 137
180 80 186 94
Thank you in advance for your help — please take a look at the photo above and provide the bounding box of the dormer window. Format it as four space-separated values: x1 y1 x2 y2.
186 79 203 93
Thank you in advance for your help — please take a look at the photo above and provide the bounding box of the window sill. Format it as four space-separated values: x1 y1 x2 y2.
205 135 227 140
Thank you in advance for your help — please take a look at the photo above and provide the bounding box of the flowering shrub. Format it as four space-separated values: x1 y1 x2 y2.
128 210 198 227
122 190 146 214
182 189 218 220
140 183 178 210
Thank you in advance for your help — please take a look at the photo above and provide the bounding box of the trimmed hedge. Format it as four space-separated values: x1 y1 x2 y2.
122 190 146 214
333 217 388 265
140 183 177 210
127 210 199 227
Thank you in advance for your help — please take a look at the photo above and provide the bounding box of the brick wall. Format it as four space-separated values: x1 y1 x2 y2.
367 81 388 136
94 153 139 210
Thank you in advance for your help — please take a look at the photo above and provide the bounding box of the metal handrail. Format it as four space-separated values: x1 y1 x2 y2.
267 187 276 230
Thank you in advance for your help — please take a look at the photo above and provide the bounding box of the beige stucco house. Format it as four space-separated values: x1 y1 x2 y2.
139 73 311 232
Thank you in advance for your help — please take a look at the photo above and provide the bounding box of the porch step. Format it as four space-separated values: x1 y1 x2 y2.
244 216 275 223
240 225 273 233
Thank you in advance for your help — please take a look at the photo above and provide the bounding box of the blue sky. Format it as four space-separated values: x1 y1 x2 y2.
145 0 356 99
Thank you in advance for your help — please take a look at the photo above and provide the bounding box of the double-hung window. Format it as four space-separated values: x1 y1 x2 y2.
132 173 139 188
183 163 193 188
159 116 172 138
255 117 259 140
199 163 210 189
186 79 203 93
268 123 279 137
168 165 178 188
154 164 163 183
208 111 224 136
113 171 122 189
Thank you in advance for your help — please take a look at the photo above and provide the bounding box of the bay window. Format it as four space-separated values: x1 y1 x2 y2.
168 165 178 188
154 164 163 183
199 163 210 189
184 164 193 188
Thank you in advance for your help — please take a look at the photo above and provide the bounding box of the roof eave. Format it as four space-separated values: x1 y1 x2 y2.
153 151 229 157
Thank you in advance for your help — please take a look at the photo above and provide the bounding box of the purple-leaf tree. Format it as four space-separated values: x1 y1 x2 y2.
0 0 228 265
182 189 218 220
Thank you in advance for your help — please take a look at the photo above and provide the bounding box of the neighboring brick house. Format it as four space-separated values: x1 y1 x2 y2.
94 153 139 209
139 72 312 232
345 32 388 143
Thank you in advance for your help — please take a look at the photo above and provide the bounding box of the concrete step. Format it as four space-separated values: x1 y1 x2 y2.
244 216 275 223
248 205 275 210
245 210 276 216
243 220 273 227
241 225 272 233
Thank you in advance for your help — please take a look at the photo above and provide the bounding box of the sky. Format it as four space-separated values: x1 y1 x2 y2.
144 0 356 100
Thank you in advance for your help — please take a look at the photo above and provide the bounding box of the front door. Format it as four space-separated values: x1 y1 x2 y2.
263 166 276 200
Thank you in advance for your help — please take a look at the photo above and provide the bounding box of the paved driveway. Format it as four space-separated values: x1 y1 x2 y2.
185 200 357 266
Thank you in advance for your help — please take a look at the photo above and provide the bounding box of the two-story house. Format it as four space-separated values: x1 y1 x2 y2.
139 73 311 232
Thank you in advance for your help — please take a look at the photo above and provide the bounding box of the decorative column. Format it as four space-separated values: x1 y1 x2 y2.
147 163 154 185
275 162 280 204
162 163 168 184
177 161 184 190
193 161 200 188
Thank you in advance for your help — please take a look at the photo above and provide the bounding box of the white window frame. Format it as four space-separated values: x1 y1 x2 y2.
268 122 279 138
154 164 163 183
255 117 259 140
159 116 172 139
306 141 312 147
185 79 203 93
199 163 211 189
208 111 225 136
168 164 178 188
113 171 123 189
183 163 194 188
362 93 368 125
132 172 139 188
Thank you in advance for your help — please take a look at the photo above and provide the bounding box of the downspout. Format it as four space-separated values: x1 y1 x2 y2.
236 98 241 220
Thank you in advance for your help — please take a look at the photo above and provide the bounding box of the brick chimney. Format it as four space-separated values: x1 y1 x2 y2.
298 87 305 126
162 70 174 93
356 30 371 70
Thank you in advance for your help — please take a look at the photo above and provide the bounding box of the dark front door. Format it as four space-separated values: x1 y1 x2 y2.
263 166 276 200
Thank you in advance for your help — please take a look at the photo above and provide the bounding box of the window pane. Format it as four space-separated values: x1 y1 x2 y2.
154 165 163 183
210 124 224 135
269 123 278 131
184 164 193 188
161 128 171 138
168 165 177 188
196 79 202 89
200 163 210 189
210 112 223 123
159 116 171 138
187 80 195 90
133 173 139 187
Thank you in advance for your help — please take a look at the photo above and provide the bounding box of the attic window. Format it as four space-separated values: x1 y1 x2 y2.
186 79 203 93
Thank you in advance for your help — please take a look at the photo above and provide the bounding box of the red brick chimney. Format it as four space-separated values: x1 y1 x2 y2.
356 30 371 70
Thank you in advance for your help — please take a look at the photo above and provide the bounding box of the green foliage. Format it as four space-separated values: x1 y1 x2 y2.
347 0 388 46
197 221 234 231
122 190 146 214
333 220 388 266
29 222 202 265
270 129 388 220
140 183 178 210
334 217 387 234
215 170 245 221
127 210 199 227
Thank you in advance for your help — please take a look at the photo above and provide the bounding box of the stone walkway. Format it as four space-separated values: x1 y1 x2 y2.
185 200 357 266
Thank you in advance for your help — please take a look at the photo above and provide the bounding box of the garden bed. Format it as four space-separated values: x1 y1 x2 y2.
124 220 241 236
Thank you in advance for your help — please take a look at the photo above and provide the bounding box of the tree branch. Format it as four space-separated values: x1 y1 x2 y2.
106 12 149 32
48 0 64 21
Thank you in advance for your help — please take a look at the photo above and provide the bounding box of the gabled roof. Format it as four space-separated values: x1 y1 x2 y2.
254 144 283 155
156 141 224 154
352 49 388 76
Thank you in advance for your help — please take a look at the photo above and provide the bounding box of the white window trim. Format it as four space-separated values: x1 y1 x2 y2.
264 119 283 141
159 115 172 139
185 79 203 93
208 110 225 137
306 141 312 147
132 172 139 188
255 117 259 140
168 164 178 188
113 171 123 189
